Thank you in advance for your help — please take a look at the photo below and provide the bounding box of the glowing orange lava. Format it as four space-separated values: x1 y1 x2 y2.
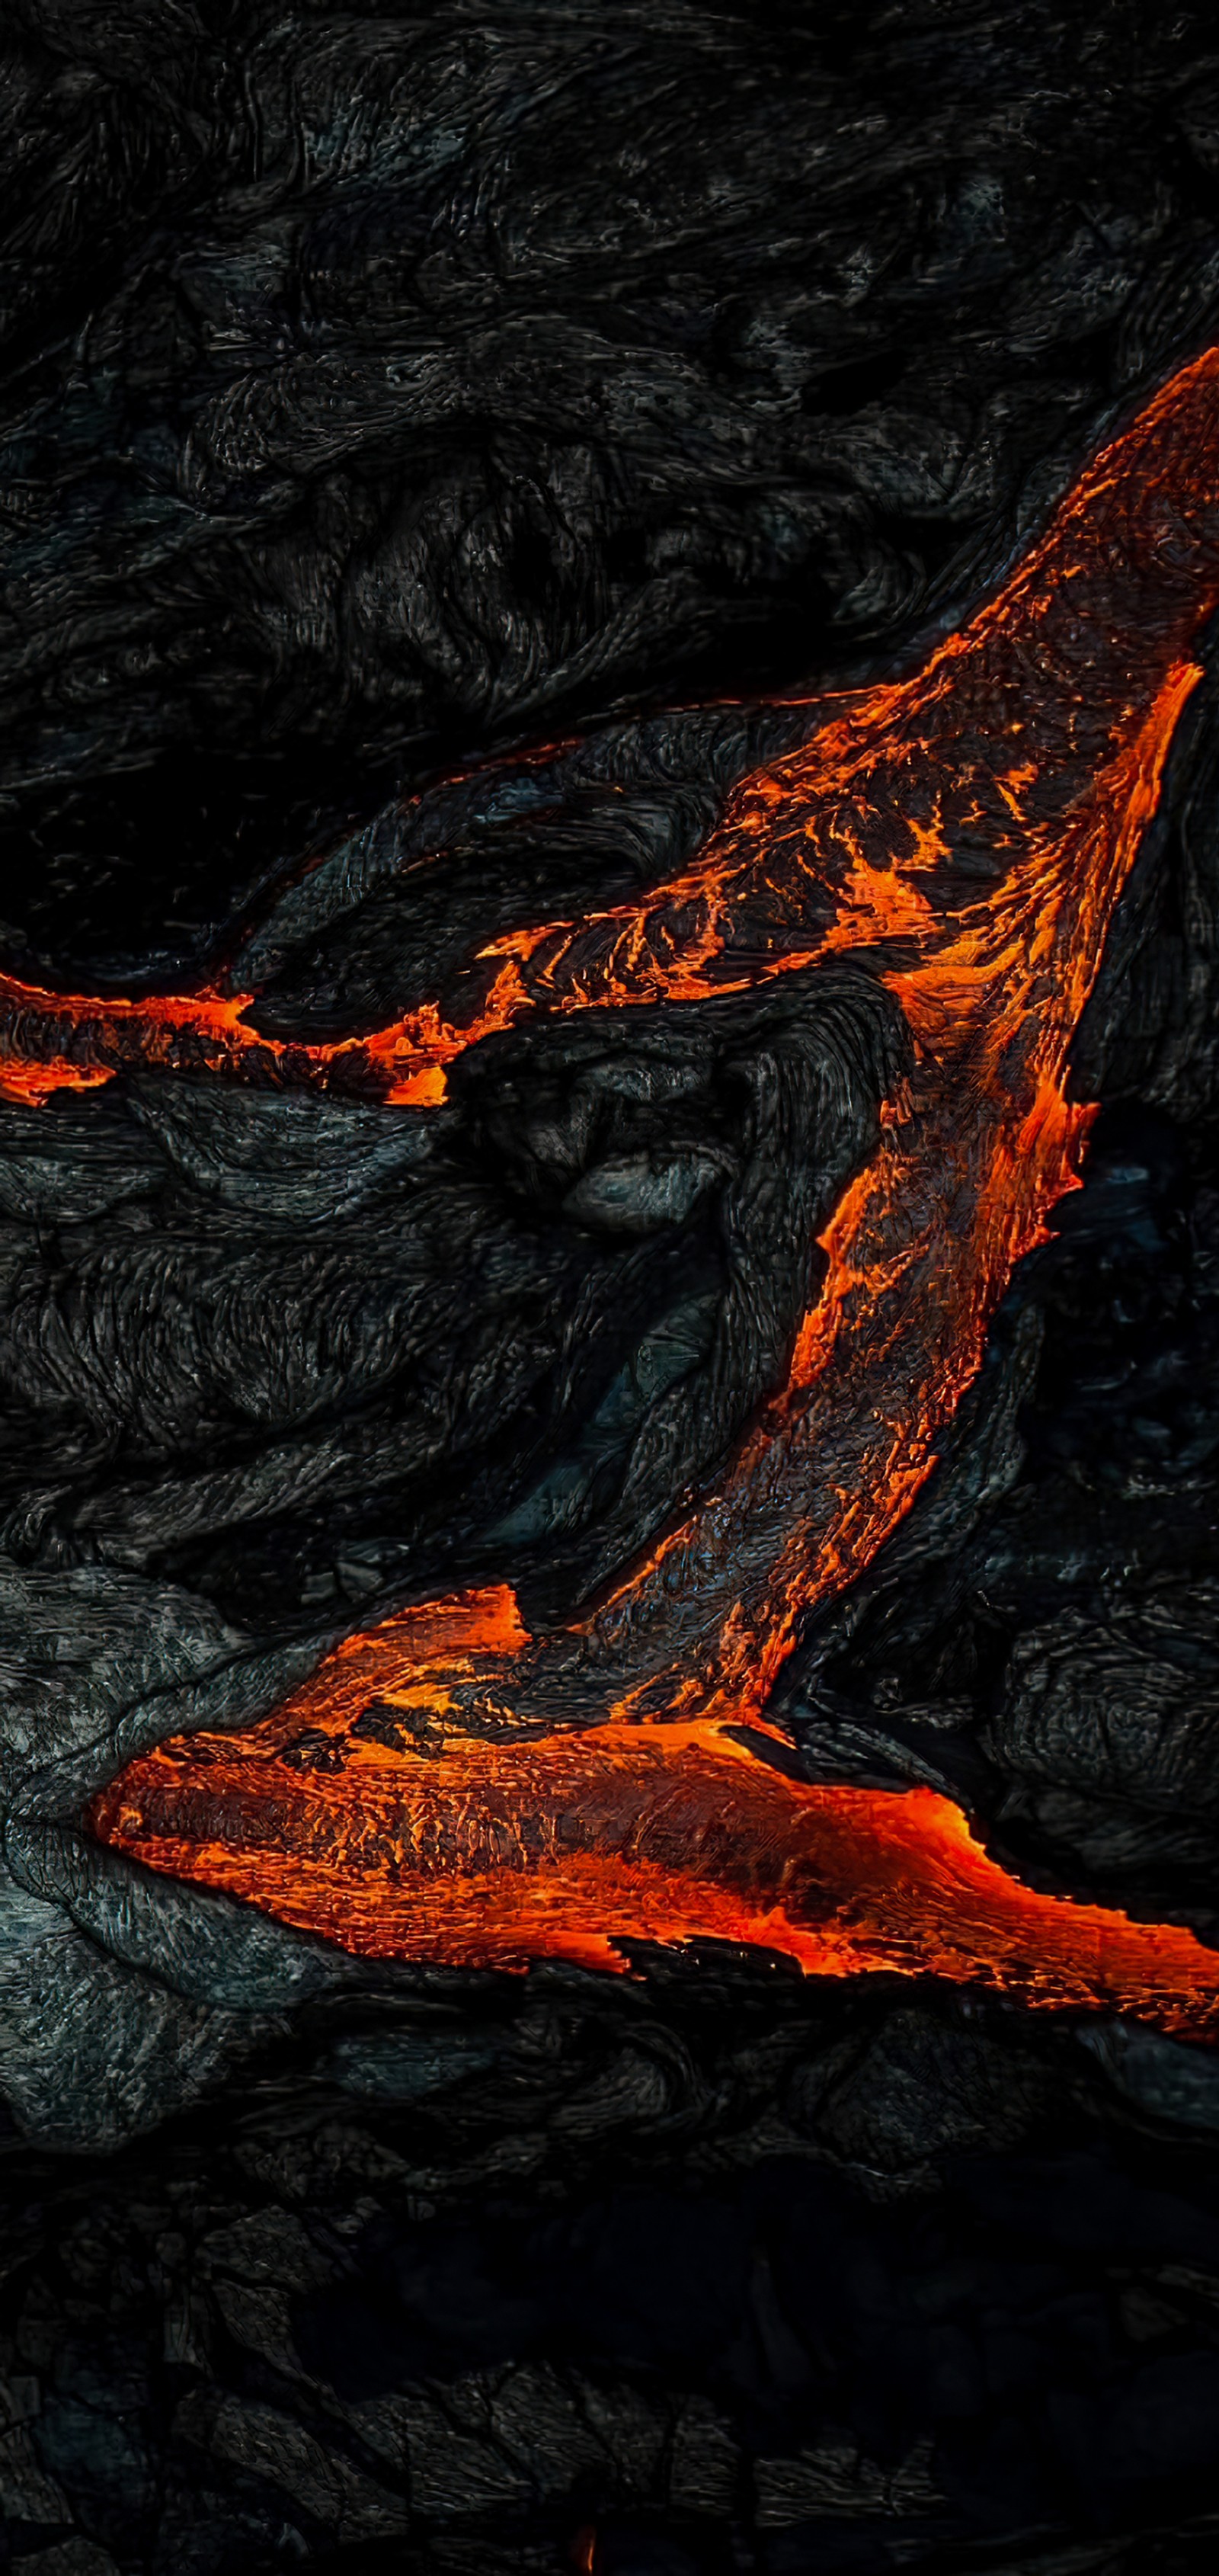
91 1591 1219 2036
78 345 1219 2016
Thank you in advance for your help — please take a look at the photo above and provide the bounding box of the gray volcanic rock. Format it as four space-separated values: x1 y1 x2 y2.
2 5 1219 2571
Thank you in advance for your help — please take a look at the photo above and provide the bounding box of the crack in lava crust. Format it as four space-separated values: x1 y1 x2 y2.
75 345 1219 2023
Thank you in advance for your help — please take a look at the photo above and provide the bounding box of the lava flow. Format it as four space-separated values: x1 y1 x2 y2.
91 1588 1219 2034
81 343 1219 2022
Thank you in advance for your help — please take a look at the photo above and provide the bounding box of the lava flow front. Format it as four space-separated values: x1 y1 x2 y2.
91 1588 1219 2036
81 343 1219 2024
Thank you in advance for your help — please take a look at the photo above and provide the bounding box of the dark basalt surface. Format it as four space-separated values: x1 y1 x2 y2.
5 5 1219 2571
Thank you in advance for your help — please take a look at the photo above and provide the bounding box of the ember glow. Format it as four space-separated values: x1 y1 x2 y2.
81 346 1219 2020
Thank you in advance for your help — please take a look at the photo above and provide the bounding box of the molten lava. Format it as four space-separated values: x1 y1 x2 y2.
92 1588 1219 2036
74 344 1219 2020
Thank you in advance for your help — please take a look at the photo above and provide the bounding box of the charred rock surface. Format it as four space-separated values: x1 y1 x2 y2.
1 0 1218 985
4 1982 1219 2574
5 5 1219 2573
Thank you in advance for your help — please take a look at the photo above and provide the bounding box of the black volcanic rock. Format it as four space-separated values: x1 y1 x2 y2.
3 6 1219 2573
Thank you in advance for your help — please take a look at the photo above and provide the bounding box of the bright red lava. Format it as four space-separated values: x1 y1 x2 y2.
71 344 1219 2028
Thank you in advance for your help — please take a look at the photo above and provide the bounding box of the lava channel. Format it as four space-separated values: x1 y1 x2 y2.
90 1588 1219 2036
74 342 1219 2023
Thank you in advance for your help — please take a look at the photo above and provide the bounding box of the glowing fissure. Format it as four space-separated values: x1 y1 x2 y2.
82 346 1219 2023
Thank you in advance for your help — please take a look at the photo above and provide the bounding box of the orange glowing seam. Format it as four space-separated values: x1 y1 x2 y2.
0 1056 115 1107
76 344 1219 2020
